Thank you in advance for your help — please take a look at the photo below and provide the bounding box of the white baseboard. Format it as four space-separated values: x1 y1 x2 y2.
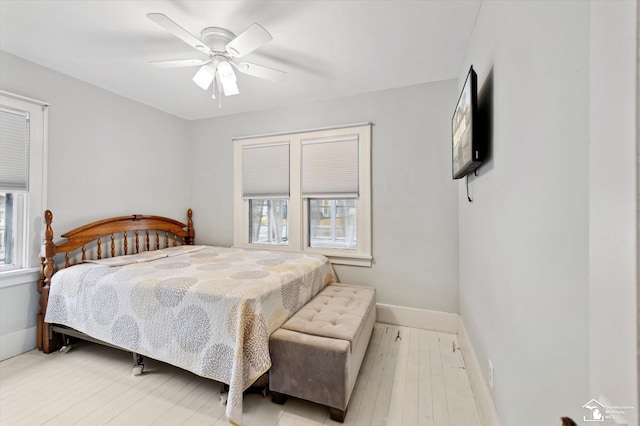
1 326 37 361
375 303 459 334
458 317 501 426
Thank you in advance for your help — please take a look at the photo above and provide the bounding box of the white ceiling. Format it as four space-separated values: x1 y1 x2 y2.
0 0 481 121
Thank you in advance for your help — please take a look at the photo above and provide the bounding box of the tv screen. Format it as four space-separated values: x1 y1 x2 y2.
452 66 482 179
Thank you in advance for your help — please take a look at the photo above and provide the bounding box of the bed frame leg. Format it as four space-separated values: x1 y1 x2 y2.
219 383 230 405
37 313 61 354
131 353 144 376
271 392 288 405
59 335 72 353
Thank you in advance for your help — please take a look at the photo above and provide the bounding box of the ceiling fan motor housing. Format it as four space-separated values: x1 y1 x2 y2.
200 27 236 54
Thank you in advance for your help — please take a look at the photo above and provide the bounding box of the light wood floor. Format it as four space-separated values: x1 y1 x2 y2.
0 323 482 425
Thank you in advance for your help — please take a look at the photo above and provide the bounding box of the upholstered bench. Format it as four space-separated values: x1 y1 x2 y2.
269 283 376 422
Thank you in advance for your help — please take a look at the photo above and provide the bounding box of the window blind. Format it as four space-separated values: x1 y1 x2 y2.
0 108 30 192
302 136 359 197
242 143 290 198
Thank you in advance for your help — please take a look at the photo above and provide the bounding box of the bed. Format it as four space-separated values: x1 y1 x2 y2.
37 209 336 425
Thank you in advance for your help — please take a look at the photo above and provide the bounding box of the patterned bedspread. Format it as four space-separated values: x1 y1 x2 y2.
45 245 335 425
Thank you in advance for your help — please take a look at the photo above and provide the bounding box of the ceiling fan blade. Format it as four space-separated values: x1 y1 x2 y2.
147 13 212 55
235 62 286 82
149 59 207 68
225 23 272 57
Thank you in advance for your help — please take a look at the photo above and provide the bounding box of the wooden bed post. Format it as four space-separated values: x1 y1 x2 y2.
187 209 195 245
37 210 60 353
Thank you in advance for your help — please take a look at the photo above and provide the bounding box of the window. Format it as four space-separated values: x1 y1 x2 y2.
0 193 26 267
234 124 371 266
308 198 356 249
250 199 288 245
0 92 47 276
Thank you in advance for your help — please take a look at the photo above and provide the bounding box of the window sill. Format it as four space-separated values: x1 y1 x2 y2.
0 267 40 289
233 244 372 267
303 247 372 267
326 255 372 267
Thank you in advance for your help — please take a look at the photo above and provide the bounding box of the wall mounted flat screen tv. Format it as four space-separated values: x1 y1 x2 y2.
452 66 482 179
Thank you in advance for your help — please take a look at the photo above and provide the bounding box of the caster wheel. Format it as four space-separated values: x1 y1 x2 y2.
219 383 228 406
219 393 228 406
132 365 144 376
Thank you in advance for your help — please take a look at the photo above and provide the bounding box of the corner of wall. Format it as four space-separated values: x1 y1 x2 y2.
457 316 501 426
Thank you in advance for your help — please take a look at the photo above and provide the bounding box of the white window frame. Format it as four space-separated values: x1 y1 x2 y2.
233 124 371 266
0 91 48 285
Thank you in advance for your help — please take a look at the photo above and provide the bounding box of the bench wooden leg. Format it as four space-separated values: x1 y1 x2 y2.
329 407 347 423
271 391 288 405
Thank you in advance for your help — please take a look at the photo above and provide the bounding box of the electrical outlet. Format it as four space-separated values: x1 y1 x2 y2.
488 360 494 391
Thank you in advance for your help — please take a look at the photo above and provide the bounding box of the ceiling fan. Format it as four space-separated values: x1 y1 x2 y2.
147 13 286 105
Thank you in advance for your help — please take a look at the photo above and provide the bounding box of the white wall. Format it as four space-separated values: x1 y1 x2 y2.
0 51 190 359
0 52 190 232
589 1 638 424
189 80 460 313
458 1 637 425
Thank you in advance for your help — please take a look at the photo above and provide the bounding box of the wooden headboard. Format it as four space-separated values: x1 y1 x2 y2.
36 209 194 353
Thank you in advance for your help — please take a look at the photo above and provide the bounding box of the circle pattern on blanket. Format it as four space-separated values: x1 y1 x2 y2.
231 270 269 280
257 258 284 266
174 305 211 353
197 263 231 272
265 264 297 273
47 294 68 322
190 252 218 258
111 315 140 350
242 312 269 379
192 279 227 303
154 277 197 307
145 308 174 349
114 267 156 281
189 257 218 264
130 281 160 320
201 343 234 382
81 267 118 287
154 262 190 270
281 252 304 259
226 303 269 374
268 307 289 334
280 274 301 311
92 285 119 325
219 254 248 263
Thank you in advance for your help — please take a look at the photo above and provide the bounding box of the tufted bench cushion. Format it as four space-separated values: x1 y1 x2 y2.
282 284 374 344
269 283 376 422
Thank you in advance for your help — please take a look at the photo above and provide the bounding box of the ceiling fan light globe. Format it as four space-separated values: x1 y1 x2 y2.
217 61 237 82
192 65 215 90
222 81 240 96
